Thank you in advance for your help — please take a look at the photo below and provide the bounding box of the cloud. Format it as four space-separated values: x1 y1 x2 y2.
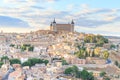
81 4 89 9
3 0 26 3
3 0 60 5
45 0 60 2
31 6 45 9
0 1 120 35
76 18 111 27
75 22 120 36
3 0 34 7
71 7 120 27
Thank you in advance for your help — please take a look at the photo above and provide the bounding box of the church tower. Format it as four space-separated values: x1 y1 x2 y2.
71 19 74 32
50 22 53 31
50 18 57 32
52 18 57 31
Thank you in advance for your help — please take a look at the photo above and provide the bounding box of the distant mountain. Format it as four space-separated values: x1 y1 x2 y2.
104 36 120 39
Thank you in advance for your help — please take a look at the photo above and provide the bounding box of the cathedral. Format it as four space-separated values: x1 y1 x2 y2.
50 19 74 32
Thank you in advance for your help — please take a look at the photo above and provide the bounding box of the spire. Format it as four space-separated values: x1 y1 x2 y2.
71 19 74 24
53 18 56 23
50 22 52 26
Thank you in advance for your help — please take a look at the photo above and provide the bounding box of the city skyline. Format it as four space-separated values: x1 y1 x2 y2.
0 0 120 36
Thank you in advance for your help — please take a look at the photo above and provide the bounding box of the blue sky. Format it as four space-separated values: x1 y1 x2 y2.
0 0 120 36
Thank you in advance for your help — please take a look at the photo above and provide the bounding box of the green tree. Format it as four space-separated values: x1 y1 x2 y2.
21 46 26 51
10 44 15 47
100 71 106 77
84 35 108 47
77 45 81 50
62 59 68 65
0 62 3 68
103 51 109 59
43 60 49 65
94 47 101 56
22 58 49 67
87 72 94 80
118 64 120 68
10 59 21 65
85 51 88 57
75 48 86 59
64 66 94 80
23 44 31 47
104 38 108 43
64 65 79 77
96 40 104 47
22 61 31 67
76 71 81 78
28 58 40 66
115 61 119 66
1 56 9 62
64 67 73 75
81 70 94 80
71 65 79 77
91 51 95 57
81 70 89 80
28 46 34 51
110 44 116 49
39 59 43 63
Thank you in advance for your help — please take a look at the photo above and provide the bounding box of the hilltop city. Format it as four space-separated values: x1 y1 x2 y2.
0 19 120 80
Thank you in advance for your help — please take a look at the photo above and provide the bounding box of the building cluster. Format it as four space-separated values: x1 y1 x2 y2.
0 27 120 80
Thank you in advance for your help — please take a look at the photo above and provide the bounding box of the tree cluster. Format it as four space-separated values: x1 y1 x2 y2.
9 44 34 52
21 44 34 52
64 65 94 80
74 48 88 59
0 56 49 67
22 58 49 67
100 71 106 77
100 71 110 80
75 47 109 59
110 44 116 49
10 44 15 47
84 35 108 47
10 59 21 65
0 56 9 68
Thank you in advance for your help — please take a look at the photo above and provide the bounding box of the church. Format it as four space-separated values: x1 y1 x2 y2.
50 19 74 32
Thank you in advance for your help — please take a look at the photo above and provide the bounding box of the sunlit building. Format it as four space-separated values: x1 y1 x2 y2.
50 19 74 32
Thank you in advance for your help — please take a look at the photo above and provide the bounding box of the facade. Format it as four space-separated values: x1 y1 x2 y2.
50 19 74 32
0 35 7 43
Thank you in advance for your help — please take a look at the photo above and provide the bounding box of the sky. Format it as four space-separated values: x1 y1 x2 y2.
0 0 120 36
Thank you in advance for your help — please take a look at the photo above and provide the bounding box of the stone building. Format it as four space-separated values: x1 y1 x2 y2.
50 19 74 32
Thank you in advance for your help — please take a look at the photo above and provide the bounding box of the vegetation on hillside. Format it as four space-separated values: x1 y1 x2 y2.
74 47 109 60
64 65 94 80
0 56 49 67
84 35 108 47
